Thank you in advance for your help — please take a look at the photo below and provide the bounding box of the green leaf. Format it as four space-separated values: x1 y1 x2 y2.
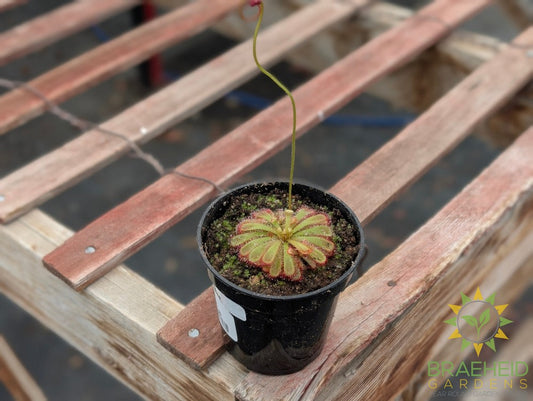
269 254 282 278
296 236 335 252
485 338 496 352
261 240 281 265
283 244 297 277
478 308 490 329
248 241 270 263
293 207 313 222
238 221 279 235
461 293 472 305
294 225 333 237
485 293 496 305
292 214 328 232
499 317 513 327
461 339 471 350
288 239 312 255
461 315 478 327
231 232 259 247
253 209 276 222
444 317 457 326
239 237 271 257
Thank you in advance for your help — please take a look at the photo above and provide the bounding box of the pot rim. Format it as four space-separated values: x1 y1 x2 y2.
197 181 365 302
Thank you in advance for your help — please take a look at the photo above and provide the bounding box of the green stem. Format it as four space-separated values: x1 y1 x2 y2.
252 3 297 210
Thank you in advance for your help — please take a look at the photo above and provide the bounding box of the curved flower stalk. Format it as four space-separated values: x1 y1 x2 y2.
248 0 298 210
230 208 335 281
229 1 335 281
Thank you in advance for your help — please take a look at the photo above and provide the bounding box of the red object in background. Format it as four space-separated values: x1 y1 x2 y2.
141 0 164 87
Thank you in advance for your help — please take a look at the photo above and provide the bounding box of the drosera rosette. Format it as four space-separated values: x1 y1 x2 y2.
230 207 335 281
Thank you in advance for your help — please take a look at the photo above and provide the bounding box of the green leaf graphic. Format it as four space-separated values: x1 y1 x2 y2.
499 317 513 327
485 338 496 352
461 293 472 305
485 293 496 305
444 317 457 326
479 308 490 329
462 315 478 327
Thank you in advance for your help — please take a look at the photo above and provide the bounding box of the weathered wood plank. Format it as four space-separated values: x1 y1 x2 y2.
0 336 47 401
0 0 243 136
0 0 140 67
330 27 533 225
42 15 530 293
234 126 533 401
0 0 25 13
0 209 247 401
157 288 227 370
0 0 377 223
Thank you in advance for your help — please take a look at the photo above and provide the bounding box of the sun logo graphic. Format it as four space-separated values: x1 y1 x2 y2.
445 287 512 357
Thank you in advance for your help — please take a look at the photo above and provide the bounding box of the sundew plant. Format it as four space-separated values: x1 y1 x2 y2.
230 1 335 281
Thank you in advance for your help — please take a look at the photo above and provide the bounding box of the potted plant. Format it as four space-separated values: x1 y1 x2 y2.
197 0 365 374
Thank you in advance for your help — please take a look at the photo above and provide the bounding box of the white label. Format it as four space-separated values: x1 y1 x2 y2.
213 287 246 342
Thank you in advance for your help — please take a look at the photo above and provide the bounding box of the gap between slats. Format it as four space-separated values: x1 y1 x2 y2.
0 0 244 136
0 0 140 66
155 26 533 370
0 0 376 222
40 0 498 291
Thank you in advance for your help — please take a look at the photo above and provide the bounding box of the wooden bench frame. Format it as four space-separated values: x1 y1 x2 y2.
0 1 531 400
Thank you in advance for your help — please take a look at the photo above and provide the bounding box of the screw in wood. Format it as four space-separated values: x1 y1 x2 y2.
85 246 96 254
0 195 4 202
188 328 200 338
140 127 148 135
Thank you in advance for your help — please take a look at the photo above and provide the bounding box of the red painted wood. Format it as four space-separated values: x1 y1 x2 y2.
156 289 228 370
0 0 243 135
0 0 26 13
0 0 140 66
42 0 497 291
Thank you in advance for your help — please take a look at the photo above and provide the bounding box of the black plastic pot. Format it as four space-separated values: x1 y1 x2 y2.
197 182 365 374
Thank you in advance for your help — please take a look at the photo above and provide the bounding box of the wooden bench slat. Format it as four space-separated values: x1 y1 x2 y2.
0 0 25 13
156 288 227 370
0 0 243 136
235 124 533 401
40 0 495 291
156 25 532 371
0 0 378 224
0 335 47 401
0 0 140 67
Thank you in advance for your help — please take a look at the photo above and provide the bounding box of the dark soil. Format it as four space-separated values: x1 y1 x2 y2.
203 188 360 296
